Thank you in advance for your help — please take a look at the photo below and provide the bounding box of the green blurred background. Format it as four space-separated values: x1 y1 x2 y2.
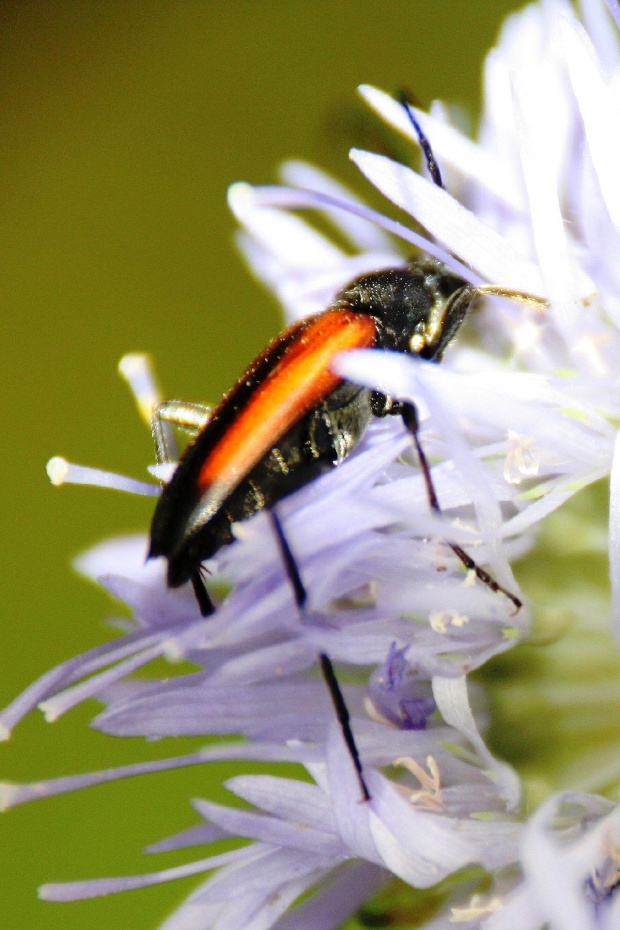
1 2 525 927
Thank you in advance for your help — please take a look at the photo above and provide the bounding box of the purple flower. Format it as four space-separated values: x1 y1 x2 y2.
36 716 522 928
4 0 620 926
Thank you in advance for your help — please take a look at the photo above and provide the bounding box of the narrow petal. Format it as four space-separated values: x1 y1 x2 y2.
358 84 524 210
562 16 620 231
280 160 394 252
228 183 346 270
236 182 474 281
39 847 253 901
0 742 319 810
349 149 547 294
192 798 345 855
432 676 521 809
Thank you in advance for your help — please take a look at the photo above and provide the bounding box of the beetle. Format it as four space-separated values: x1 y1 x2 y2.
147 101 525 800
146 257 525 799
149 258 484 596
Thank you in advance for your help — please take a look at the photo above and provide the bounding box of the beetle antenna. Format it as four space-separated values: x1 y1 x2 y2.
270 510 371 802
398 90 444 190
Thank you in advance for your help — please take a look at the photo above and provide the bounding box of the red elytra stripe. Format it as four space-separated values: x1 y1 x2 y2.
197 308 376 493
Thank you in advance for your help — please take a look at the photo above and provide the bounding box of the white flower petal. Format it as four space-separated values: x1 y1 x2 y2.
520 794 599 930
511 76 585 337
240 181 470 277
280 159 394 252
562 16 620 231
358 84 524 211
432 676 521 810
228 182 345 270
349 148 548 294
369 776 478 886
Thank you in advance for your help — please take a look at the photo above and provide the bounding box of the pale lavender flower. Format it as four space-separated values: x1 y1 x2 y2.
0 411 522 741
5 0 620 927
365 793 620 930
482 792 620 930
35 712 522 929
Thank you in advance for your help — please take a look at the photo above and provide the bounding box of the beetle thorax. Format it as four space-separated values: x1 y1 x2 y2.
336 260 468 360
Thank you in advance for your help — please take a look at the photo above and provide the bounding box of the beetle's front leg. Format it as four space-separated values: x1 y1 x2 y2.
373 393 522 612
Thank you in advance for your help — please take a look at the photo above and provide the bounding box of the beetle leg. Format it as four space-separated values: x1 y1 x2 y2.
270 509 371 802
399 402 522 613
190 568 215 617
151 400 212 465
270 509 307 610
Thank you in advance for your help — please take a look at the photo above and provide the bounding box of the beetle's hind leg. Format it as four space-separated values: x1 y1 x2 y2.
190 566 215 618
270 510 371 802
398 401 522 613
372 391 521 612
152 400 212 465
119 354 215 615
118 352 212 465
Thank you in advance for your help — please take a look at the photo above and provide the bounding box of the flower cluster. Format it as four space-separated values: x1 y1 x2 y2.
4 0 620 927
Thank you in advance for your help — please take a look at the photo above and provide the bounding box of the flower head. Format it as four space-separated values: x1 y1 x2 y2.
5 0 620 927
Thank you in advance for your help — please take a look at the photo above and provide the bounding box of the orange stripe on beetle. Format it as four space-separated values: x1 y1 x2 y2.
197 309 377 493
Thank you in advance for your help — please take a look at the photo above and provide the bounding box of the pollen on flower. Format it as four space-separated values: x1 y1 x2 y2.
503 430 540 485
450 894 502 922
227 181 257 218
394 755 442 811
429 609 469 633
46 456 70 486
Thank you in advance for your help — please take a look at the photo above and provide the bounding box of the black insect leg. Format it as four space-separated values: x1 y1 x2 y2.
190 569 215 618
400 402 522 613
270 509 371 802
270 509 307 610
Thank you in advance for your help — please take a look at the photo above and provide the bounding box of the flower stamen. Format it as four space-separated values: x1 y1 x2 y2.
394 754 442 810
46 457 160 496
450 894 502 922
504 430 540 485
429 608 469 633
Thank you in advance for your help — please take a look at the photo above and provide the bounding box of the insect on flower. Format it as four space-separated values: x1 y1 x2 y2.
148 99 530 801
